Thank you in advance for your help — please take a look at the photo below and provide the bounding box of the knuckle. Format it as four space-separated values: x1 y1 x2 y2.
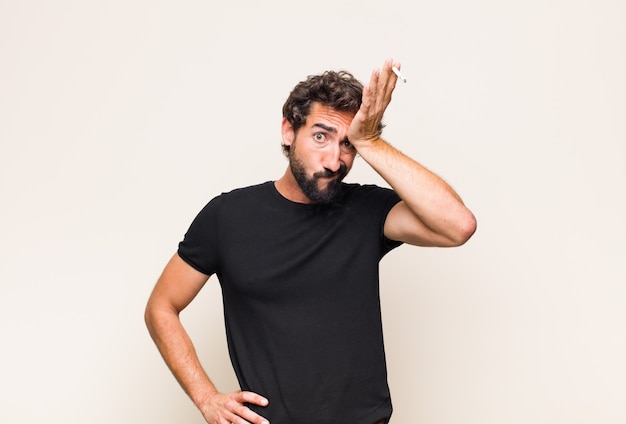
224 398 238 410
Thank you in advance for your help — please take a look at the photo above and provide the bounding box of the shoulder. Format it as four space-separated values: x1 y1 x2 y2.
190 181 274 222
340 183 400 203
209 181 274 205
220 181 273 198
338 183 401 224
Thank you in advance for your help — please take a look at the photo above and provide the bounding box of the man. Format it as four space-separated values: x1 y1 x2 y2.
145 58 476 424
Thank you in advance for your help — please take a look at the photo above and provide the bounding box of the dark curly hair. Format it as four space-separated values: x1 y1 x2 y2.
281 70 383 156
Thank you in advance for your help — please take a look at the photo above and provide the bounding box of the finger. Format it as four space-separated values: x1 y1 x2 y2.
238 391 269 407
223 401 268 424
230 406 270 424
378 59 393 89
381 57 394 82
232 392 270 424
365 62 385 112
361 68 380 113
390 60 401 90
379 59 398 105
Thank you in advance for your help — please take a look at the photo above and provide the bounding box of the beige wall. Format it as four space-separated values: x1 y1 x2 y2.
1 1 624 423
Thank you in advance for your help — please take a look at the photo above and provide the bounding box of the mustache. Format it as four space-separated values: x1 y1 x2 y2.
314 163 348 179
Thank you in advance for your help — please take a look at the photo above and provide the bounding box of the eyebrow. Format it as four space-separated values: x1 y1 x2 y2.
312 123 337 133
311 122 351 146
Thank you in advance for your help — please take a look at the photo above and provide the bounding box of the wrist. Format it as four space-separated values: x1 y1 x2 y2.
353 136 386 153
191 383 220 410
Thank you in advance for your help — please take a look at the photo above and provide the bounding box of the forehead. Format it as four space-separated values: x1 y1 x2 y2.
304 103 355 130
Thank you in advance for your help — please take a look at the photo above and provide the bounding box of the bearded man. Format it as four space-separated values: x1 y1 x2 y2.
145 58 476 424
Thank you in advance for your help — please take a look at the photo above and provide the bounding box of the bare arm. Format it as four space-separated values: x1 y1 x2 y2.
145 253 270 424
348 59 477 247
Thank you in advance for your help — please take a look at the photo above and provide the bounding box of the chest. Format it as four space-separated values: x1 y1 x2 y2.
214 202 382 301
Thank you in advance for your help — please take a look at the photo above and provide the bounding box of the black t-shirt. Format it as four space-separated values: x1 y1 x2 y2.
178 181 402 424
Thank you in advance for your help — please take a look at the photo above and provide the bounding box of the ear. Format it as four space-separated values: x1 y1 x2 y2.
281 118 295 147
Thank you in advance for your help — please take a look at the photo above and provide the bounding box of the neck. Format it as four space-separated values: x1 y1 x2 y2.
274 167 315 204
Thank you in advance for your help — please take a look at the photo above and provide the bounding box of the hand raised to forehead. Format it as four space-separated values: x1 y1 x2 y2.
347 58 400 148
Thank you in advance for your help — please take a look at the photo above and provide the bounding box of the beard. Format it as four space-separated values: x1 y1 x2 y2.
289 148 348 204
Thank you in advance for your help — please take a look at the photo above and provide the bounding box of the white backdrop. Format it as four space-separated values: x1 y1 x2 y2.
1 1 625 423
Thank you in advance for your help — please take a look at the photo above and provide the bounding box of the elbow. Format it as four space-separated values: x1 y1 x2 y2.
144 298 167 335
449 209 477 246
144 301 170 342
144 300 157 334
144 296 181 337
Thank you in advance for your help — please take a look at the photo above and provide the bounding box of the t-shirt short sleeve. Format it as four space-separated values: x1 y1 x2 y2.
358 184 403 256
177 196 222 276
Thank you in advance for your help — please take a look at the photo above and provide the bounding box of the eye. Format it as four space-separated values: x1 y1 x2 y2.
313 132 326 143
340 139 356 152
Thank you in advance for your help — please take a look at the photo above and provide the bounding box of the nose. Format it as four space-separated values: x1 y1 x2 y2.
321 142 342 173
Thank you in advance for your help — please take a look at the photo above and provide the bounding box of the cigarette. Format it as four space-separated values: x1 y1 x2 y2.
392 66 407 83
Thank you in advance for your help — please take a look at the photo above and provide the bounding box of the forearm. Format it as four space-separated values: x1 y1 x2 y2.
357 137 476 243
145 305 218 409
145 253 270 424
